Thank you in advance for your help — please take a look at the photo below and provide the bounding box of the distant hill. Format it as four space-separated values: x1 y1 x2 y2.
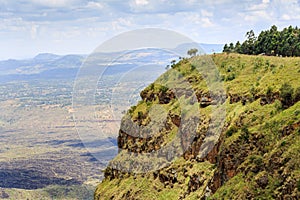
0 54 85 82
0 43 224 83
33 53 62 61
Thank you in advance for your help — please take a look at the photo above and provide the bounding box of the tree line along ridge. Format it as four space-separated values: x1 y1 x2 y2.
223 25 300 57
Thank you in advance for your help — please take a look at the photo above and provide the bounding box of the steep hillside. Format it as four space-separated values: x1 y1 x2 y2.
95 53 300 200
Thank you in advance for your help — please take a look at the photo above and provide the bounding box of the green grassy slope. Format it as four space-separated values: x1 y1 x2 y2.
95 53 300 200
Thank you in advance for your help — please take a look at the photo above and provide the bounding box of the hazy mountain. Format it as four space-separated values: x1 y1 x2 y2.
0 43 223 83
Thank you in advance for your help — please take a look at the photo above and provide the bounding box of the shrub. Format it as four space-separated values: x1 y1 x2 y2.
279 83 294 108
128 105 136 114
146 101 152 107
191 64 196 71
160 85 168 94
266 86 273 97
265 59 270 67
274 99 282 111
270 63 276 70
254 58 263 71
137 111 143 119
251 115 258 122
226 126 238 137
253 156 263 166
280 140 286 147
149 83 154 90
226 73 236 81
250 86 257 97
227 66 233 72
249 155 263 166
279 64 284 69
241 126 250 141
221 62 226 68
293 87 300 102
241 63 245 69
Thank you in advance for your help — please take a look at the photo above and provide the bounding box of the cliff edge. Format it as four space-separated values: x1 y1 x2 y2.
95 53 300 200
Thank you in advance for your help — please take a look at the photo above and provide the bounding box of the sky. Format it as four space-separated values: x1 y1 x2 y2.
0 0 300 60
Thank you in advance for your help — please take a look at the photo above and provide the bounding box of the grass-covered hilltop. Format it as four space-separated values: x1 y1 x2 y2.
94 27 300 200
95 52 300 200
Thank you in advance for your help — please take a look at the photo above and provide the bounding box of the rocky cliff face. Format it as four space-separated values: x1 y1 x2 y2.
95 53 300 200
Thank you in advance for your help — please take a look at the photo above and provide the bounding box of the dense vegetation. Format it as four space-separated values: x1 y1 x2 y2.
95 53 300 199
223 25 300 57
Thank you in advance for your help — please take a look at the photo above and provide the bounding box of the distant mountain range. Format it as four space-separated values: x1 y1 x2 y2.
0 43 223 83
0 54 85 82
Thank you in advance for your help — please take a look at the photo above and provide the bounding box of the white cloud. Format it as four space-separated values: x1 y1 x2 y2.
247 1 269 11
270 0 300 20
0 17 27 32
281 14 291 20
201 17 214 27
30 24 39 39
135 0 149 6
86 1 104 9
30 0 75 7
242 10 271 22
182 13 215 27
201 9 213 17
111 17 134 31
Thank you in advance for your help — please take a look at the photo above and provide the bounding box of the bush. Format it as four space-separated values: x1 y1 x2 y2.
266 86 273 97
279 83 294 108
254 58 263 71
265 59 270 67
226 73 236 81
137 111 143 119
251 115 258 122
128 106 136 114
279 64 284 69
250 86 257 97
149 83 154 90
191 64 196 71
280 140 286 147
251 155 263 166
221 62 226 68
227 66 233 72
274 99 282 111
293 87 300 102
241 126 250 141
160 85 168 94
226 126 238 137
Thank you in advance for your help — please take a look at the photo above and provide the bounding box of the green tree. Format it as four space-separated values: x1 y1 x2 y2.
225 25 300 57
235 41 241 53
223 44 230 53
187 48 198 57
229 43 235 52
243 30 256 54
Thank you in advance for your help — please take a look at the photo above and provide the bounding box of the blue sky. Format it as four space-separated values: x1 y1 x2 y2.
1 0 300 59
